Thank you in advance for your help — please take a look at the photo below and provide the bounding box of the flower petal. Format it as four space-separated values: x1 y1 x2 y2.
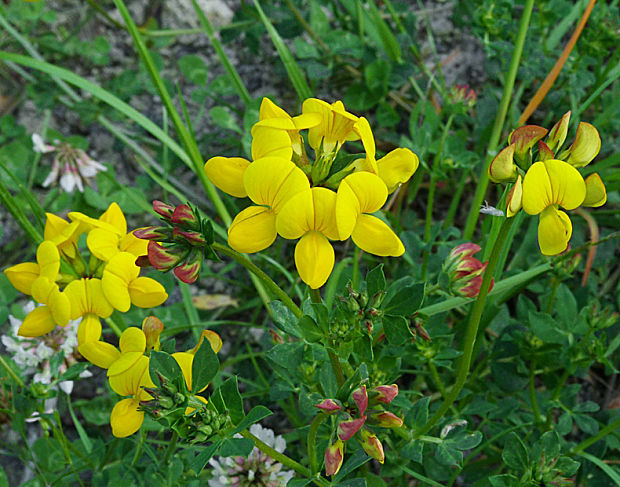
102 253 140 312
228 206 277 253
295 231 334 289
351 214 405 256
172 351 196 391
335 176 361 240
36 240 60 281
377 148 419 192
340 172 387 214
99 203 127 235
119 327 147 353
251 124 293 160
582 173 607 207
243 157 310 212
18 306 56 337
566 122 601 168
87 228 120 262
276 189 313 239
4 262 39 295
538 206 572 256
77 313 102 344
108 354 148 396
110 397 144 438
128 277 168 308
78 340 120 368
522 159 585 215
204 156 250 198
507 174 523 218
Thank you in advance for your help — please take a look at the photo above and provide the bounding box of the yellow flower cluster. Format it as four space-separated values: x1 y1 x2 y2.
4 203 168 367
488 112 607 255
205 98 420 288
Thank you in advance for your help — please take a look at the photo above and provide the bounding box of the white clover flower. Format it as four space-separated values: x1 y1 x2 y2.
208 424 295 487
32 134 107 193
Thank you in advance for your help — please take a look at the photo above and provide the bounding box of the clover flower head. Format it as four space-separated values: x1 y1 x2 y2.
208 424 294 487
33 133 107 193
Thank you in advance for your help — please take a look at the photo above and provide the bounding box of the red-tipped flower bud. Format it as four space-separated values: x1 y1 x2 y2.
324 440 344 476
142 316 164 351
172 227 205 246
173 255 201 283
153 200 175 220
133 226 170 241
171 204 199 229
352 386 368 415
315 399 343 413
337 416 366 441
147 241 186 271
373 384 399 404
369 411 403 428
360 428 385 463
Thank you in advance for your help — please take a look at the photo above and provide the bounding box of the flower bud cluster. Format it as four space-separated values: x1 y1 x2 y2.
316 383 402 475
443 243 493 298
134 201 218 284
336 285 385 337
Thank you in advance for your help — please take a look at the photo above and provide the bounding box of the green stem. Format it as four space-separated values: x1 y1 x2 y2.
130 430 147 467
443 169 468 229
213 243 302 319
308 413 328 474
105 316 123 338
428 361 447 399
0 354 25 387
240 429 329 486
422 114 454 278
415 217 515 437
163 431 179 464
570 416 620 455
545 278 560 314
463 0 535 240
529 359 542 425
0 176 43 245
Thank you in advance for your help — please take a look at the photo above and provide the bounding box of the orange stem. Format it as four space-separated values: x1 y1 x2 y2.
575 208 599 287
518 0 597 125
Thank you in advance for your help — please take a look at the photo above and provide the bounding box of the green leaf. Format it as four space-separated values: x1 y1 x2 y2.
489 474 520 487
401 440 424 462
288 480 312 487
450 431 483 451
538 431 561 460
383 277 425 316
366 0 402 62
0 466 7 487
364 59 391 95
382 314 414 345
210 106 242 134
219 438 254 458
219 377 244 424
178 54 208 85
376 101 400 127
528 311 566 344
502 432 529 473
271 300 303 338
267 343 304 369
57 362 91 382
149 351 184 387
405 396 430 430
366 264 386 297
231 406 273 435
298 315 324 343
343 82 377 111
335 450 371 482
364 473 387 487
67 397 93 454
578 451 620 485
555 456 580 476
190 441 222 475
435 443 463 466
335 480 366 487
192 338 220 393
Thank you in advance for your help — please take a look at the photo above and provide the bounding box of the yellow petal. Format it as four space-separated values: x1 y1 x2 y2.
351 214 405 256
276 189 313 239
376 148 419 192
507 174 523 218
44 214 80 258
101 202 127 234
250 124 293 160
295 231 334 289
243 157 310 212
488 143 517 183
547 111 570 152
87 228 120 262
172 351 196 391
259 97 291 120
18 306 56 337
128 277 168 308
120 232 149 257
227 206 277 253
335 175 361 240
340 172 387 214
64 279 87 319
49 287 71 326
566 122 601 168
36 240 60 281
108 354 148 396
292 112 321 130
31 277 55 305
44 213 70 241
86 278 114 318
538 206 572 256
110 397 144 438
102 253 140 312
204 156 250 198
77 313 102 344
303 98 332 151
191 330 223 354
78 340 120 369
4 262 39 295
310 187 339 240
522 159 585 215
119 327 146 353
354 117 376 162
582 173 607 207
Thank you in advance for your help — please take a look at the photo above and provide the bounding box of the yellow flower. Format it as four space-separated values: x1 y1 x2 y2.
44 213 84 259
227 157 310 253
335 172 405 256
107 327 154 438
351 117 419 192
302 98 359 156
102 252 168 312
276 187 340 289
5 241 71 337
522 159 586 255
